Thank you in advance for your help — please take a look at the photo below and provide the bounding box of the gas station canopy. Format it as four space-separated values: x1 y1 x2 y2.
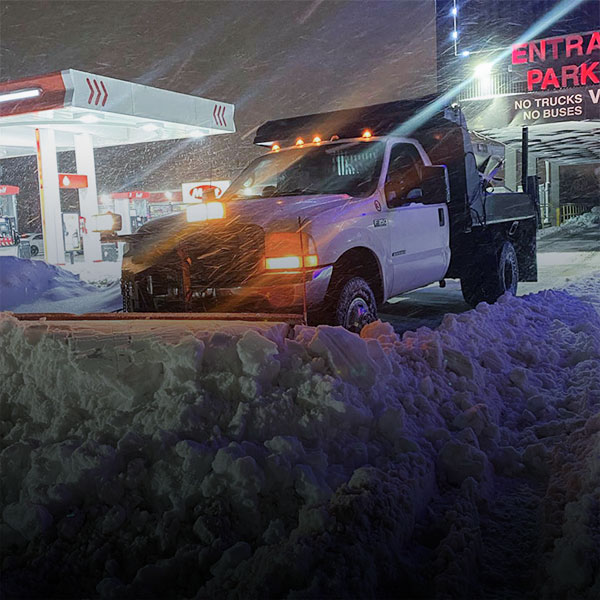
0 69 235 158
0 69 236 265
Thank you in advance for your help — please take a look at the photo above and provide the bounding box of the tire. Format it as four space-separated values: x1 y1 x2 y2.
329 276 378 333
461 241 518 307
30 245 39 256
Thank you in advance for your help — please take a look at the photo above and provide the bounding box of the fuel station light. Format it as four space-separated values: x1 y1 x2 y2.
0 88 41 103
312 135 321 144
91 212 122 232
461 50 471 57
451 30 458 40
272 143 281 152
79 114 100 124
450 7 457 17
362 129 372 139
296 138 304 146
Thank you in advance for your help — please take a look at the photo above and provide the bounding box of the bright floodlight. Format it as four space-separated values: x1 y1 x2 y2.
461 50 471 57
474 62 493 79
474 62 494 96
0 88 41 103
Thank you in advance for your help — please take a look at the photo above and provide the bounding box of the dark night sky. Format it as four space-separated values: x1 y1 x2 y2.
0 0 437 228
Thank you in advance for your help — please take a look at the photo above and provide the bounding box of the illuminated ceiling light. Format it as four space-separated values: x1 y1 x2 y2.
0 88 41 103
362 129 372 139
79 114 100 124
141 123 158 132
461 50 471 57
295 138 304 146
450 7 457 17
312 135 321 144
451 30 458 40
272 143 281 152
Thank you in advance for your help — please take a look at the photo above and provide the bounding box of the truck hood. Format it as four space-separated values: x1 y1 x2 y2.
224 193 354 228
133 193 356 237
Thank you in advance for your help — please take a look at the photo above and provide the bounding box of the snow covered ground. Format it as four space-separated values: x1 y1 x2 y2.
1 280 599 597
1 223 599 599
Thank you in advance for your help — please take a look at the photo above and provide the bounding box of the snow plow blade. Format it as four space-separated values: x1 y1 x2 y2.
11 312 305 324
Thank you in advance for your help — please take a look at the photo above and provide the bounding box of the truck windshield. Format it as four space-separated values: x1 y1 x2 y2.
224 141 384 200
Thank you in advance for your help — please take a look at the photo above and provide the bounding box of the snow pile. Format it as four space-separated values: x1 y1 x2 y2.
0 256 121 313
1 281 599 598
62 260 122 287
562 205 600 229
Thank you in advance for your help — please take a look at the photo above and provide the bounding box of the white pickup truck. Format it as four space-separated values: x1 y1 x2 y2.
118 98 538 331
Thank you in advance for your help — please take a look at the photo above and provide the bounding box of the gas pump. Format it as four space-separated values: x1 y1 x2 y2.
0 185 20 247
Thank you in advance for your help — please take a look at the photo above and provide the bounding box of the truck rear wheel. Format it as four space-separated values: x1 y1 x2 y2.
330 276 378 333
461 241 518 307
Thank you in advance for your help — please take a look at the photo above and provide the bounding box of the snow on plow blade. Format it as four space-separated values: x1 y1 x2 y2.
11 312 305 323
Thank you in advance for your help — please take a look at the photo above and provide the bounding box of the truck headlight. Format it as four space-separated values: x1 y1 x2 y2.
91 212 122 232
186 201 225 222
264 232 318 270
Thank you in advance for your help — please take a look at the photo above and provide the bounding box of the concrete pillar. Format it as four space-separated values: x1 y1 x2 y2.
113 199 132 234
74 133 102 262
527 153 537 181
505 146 518 191
35 128 65 264
549 162 561 226
113 198 131 261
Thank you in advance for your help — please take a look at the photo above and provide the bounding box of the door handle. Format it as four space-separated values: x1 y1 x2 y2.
438 208 445 227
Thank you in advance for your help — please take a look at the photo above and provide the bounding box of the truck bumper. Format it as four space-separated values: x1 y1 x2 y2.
122 265 333 313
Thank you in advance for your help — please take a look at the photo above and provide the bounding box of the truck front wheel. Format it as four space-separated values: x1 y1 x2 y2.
330 276 378 333
461 241 518 307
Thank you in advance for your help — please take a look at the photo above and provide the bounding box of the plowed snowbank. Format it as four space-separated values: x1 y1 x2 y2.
1 278 599 598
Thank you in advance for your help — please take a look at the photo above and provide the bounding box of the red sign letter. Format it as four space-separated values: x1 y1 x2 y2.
586 31 600 54
580 61 600 85
541 68 560 90
512 44 528 64
527 69 543 91
565 35 584 58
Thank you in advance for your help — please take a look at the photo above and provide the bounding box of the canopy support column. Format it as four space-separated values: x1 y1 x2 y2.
35 128 65 264
74 133 102 262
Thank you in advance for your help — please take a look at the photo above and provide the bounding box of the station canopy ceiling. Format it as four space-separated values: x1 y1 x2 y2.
0 69 235 159
469 120 599 165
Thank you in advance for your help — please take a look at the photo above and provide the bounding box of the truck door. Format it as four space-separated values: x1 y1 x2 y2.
385 143 449 295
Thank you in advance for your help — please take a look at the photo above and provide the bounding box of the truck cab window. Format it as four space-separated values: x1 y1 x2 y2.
386 143 424 206
224 141 385 200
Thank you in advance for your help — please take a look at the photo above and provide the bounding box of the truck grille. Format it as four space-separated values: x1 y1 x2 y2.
132 222 265 295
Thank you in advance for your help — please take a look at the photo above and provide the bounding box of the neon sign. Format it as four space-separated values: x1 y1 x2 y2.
512 31 600 91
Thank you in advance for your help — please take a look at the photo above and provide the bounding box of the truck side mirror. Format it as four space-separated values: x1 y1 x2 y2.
421 166 450 204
